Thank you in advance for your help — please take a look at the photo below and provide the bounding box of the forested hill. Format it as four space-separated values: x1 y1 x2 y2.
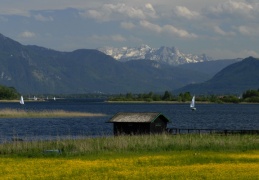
175 56 259 95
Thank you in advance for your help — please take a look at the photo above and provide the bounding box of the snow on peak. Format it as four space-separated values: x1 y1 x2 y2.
98 45 213 65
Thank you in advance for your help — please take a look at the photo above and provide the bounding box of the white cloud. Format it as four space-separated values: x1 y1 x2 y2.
139 20 161 33
163 25 197 38
19 31 36 38
242 49 259 57
120 22 135 30
145 3 155 12
34 14 54 22
89 34 143 48
237 25 259 36
213 26 236 36
0 8 30 16
83 9 105 21
91 34 126 42
1 1 259 59
83 4 143 21
140 20 197 38
111 34 126 42
83 3 157 22
144 3 157 18
207 48 259 59
174 6 200 19
0 1 100 15
206 1 254 19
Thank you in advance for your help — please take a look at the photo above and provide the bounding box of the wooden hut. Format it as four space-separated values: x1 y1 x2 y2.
107 112 170 135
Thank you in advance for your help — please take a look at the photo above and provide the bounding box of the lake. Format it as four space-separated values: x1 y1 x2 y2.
0 99 258 142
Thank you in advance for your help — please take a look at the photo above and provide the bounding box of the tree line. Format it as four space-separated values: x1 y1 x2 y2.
0 85 20 100
108 89 259 103
1 83 259 103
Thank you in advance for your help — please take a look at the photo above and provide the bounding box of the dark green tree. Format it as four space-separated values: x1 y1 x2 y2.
243 89 259 99
0 85 20 100
162 91 172 101
178 92 191 102
125 93 133 100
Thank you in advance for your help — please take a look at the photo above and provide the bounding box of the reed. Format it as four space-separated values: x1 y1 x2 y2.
0 134 258 157
0 108 106 118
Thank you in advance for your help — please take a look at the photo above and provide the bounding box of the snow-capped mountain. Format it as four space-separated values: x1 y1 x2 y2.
98 45 213 66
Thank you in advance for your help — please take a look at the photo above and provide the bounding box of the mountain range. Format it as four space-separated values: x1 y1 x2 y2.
98 45 213 66
0 33 210 94
0 33 257 95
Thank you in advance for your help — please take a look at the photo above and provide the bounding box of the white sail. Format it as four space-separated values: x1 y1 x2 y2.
20 96 24 105
190 96 196 110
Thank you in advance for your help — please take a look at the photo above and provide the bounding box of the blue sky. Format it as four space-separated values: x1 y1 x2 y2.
1 0 259 59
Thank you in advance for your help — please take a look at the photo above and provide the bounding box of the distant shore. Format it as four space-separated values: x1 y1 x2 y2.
106 100 211 104
1 99 258 104
107 100 231 104
107 100 259 104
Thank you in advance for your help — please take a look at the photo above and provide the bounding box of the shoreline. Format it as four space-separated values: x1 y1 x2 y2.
106 100 213 104
1 99 258 104
106 100 259 104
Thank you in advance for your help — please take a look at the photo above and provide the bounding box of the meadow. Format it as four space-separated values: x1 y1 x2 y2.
0 134 258 179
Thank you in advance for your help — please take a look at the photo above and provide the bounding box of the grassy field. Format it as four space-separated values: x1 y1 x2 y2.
1 151 258 179
0 134 258 179
0 108 106 118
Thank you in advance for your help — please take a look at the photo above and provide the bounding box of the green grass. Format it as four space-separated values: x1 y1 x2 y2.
0 134 258 157
0 134 258 179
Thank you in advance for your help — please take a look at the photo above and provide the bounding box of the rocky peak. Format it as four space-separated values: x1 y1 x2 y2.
98 45 213 66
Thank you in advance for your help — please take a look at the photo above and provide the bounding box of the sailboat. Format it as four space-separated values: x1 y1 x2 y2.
190 96 196 111
20 96 24 105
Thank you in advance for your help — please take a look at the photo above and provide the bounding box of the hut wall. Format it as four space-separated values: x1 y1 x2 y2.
150 117 167 134
114 123 150 135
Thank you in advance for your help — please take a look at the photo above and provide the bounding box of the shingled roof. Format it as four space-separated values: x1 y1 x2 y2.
107 112 170 123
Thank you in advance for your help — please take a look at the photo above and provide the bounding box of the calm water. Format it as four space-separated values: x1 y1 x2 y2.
0 99 258 142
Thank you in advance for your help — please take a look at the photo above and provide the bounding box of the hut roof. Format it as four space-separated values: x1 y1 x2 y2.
107 112 170 123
